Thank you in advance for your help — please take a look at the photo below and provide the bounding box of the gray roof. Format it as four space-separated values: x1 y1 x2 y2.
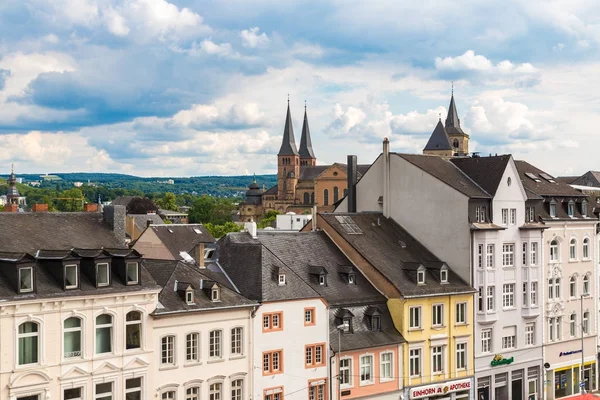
0 212 124 253
451 155 511 196
329 303 405 352
320 213 474 298
130 214 164 233
423 120 452 151
571 171 600 188
150 224 215 259
397 153 491 198
299 109 316 159
263 185 278 195
445 94 466 136
299 164 370 181
111 196 140 207
143 259 256 315
515 161 585 197
278 103 299 156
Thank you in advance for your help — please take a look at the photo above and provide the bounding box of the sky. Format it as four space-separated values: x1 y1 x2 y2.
0 0 599 177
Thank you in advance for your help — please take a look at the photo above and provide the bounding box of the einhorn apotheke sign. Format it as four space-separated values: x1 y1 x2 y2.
409 379 472 399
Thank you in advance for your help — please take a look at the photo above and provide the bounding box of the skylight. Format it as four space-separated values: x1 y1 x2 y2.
525 173 541 183
335 215 362 234
539 173 556 183
193 228 202 234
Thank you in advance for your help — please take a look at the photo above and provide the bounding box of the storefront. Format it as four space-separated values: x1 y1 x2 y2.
475 354 541 400
551 361 596 399
408 378 473 400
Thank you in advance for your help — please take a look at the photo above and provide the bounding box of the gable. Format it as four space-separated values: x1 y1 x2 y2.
316 164 347 180
10 371 52 388
492 157 527 202
132 229 174 260
123 357 150 370
60 366 90 381
93 361 121 375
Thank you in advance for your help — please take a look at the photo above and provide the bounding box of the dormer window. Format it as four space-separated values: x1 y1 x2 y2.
371 315 381 331
348 273 355 285
64 264 78 289
278 274 286 285
440 268 448 284
343 318 353 333
126 262 139 285
211 286 221 302
186 288 194 305
568 201 575 217
417 266 426 285
96 263 110 287
319 275 327 286
19 267 33 293
550 200 557 218
582 201 588 217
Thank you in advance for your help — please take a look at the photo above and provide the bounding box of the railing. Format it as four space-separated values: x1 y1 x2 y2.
64 351 82 358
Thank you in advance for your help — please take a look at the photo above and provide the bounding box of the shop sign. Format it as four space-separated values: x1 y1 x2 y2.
491 354 514 367
559 350 582 357
409 379 472 399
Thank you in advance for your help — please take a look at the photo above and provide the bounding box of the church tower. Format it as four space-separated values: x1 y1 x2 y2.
299 104 316 166
277 100 300 201
445 89 469 155
6 164 21 205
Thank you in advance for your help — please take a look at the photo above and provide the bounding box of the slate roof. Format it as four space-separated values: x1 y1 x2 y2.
143 259 256 315
445 94 466 136
298 164 371 181
451 155 511 196
571 171 600 188
329 303 405 352
320 213 474 298
557 176 580 184
396 153 491 198
111 196 140 207
149 224 215 259
423 120 452 152
263 185 278 195
0 212 124 253
278 103 299 156
515 161 585 197
130 213 164 233
299 109 316 159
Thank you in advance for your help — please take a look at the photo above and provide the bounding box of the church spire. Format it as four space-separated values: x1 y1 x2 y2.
299 102 316 161
444 89 465 135
278 98 299 156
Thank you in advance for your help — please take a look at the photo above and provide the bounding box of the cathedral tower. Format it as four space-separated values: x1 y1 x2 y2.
277 100 300 201
445 90 469 155
299 104 316 166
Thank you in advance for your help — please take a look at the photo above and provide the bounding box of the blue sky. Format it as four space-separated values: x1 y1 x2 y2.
0 0 599 177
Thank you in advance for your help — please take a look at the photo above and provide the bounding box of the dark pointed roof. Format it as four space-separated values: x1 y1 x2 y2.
299 108 315 159
445 94 466 136
278 103 299 156
423 120 452 152
6 164 20 198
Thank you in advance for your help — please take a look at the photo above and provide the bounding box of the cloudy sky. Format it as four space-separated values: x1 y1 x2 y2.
0 0 598 177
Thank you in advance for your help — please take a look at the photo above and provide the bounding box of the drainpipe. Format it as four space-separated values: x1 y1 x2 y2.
382 138 390 218
329 347 336 400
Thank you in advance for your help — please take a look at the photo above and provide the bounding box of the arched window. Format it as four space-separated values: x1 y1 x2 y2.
453 139 459 148
583 276 590 295
569 276 577 298
18 321 39 365
126 311 142 350
550 240 559 262
333 186 339 203
569 238 577 260
323 189 329 206
96 314 113 354
311 192 315 204
64 317 82 359
583 238 590 259
231 379 244 400
304 193 310 204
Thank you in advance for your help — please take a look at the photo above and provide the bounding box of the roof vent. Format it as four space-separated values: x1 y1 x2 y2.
168 229 174 233
398 240 406 248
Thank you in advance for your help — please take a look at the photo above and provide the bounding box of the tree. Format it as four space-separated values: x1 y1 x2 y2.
258 210 280 229
204 222 241 239
156 192 178 211
127 197 158 214
188 195 236 225
56 188 84 212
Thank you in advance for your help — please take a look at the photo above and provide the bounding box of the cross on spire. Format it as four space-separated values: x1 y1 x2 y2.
451 81 454 95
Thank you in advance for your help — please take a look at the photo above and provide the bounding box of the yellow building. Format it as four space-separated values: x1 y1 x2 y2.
308 213 476 400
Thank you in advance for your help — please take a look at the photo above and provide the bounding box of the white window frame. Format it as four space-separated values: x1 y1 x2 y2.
432 304 444 327
17 321 40 366
380 352 393 382
502 209 508 225
209 330 222 359
502 243 515 267
486 286 495 311
278 274 286 285
161 335 175 366
456 342 467 370
510 208 516 225
95 314 113 355
340 357 353 387
409 306 421 329
550 240 559 262
570 276 577 298
525 323 535 346
531 242 538 265
18 267 34 293
231 379 244 400
477 244 483 269
481 329 492 353
186 386 201 400
231 327 243 356
125 377 143 400
570 314 577 337
409 348 421 377
502 284 515 308
64 264 78 289
125 310 142 351
126 262 139 285
431 345 444 374
186 332 199 363
569 238 577 260
522 242 528 266
530 282 538 306
63 316 83 359
417 268 425 284
583 238 590 259
486 244 494 268
95 381 114 400
359 354 374 385
96 263 110 287
64 386 84 400
456 302 467 324
209 383 222 400
583 312 589 334
440 268 448 283
502 334 516 349
583 275 590 295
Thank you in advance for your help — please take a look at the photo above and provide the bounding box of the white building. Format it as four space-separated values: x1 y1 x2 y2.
275 213 312 231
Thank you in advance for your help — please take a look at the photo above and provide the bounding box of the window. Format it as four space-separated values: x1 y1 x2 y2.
370 315 381 331
318 275 326 286
456 302 467 324
522 283 528 307
502 209 508 225
582 201 588 216
486 244 494 268
232 380 243 400
478 287 483 312
486 286 495 311
583 312 590 334
417 267 425 284
186 387 200 400
65 264 78 289
478 244 483 269
432 304 443 327
568 201 575 217
502 284 515 308
96 382 113 400
64 387 82 400
510 209 516 225
64 317 82 359
334 186 339 203
570 238 577 260
278 274 286 285
161 335 175 365
323 189 329 206
348 273 355 284
125 378 142 400
19 267 33 293
570 314 577 337
409 348 421 377
481 329 492 353
340 358 352 385
95 314 112 354
263 388 283 400
125 311 142 350
522 243 528 266
210 383 222 400
263 350 282 374
456 343 466 370
555 278 561 298
502 334 516 349
583 275 590 295
550 200 557 217
481 207 486 222
440 268 448 283
18 321 39 365
548 278 561 300
570 277 577 297
380 352 393 380
126 262 138 284
531 242 538 265
305 344 325 367
96 263 110 287
548 317 561 341
186 332 199 362
526 206 535 222
231 327 243 356
263 312 283 332
525 323 535 346
550 240 559 262
583 238 590 259
409 306 421 329
186 290 194 304
304 193 310 204
476 206 480 222
210 330 222 358
304 308 315 326
530 282 538 306
432 346 444 374
308 381 326 400
212 287 220 302
360 355 373 384
502 244 515 266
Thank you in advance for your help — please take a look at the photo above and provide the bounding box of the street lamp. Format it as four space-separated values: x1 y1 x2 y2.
336 323 349 400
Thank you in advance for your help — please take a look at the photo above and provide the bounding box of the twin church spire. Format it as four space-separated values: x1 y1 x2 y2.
277 99 316 165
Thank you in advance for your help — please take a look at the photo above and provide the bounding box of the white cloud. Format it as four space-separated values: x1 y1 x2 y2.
125 0 207 40
328 104 367 134
103 7 129 37
173 101 266 129
198 39 235 57
240 27 270 48
391 106 447 135
435 50 538 75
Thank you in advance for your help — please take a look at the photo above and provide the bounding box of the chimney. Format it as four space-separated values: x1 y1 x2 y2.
194 243 205 268
311 205 318 231
147 219 153 228
244 220 257 239
347 155 357 213
4 204 18 212
83 203 98 212
32 204 48 213
103 205 126 244
382 137 390 218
